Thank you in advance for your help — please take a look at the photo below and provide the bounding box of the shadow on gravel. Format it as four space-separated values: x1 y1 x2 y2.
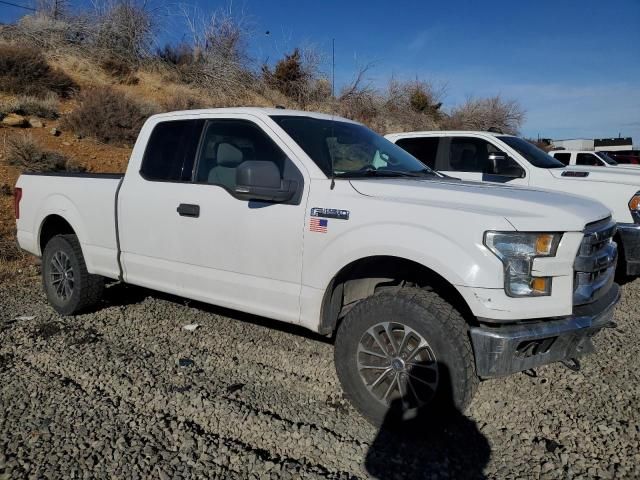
100 282 333 343
365 365 490 480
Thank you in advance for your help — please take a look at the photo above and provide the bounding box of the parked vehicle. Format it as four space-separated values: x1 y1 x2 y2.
548 150 640 170
15 109 619 425
606 150 640 165
386 130 640 276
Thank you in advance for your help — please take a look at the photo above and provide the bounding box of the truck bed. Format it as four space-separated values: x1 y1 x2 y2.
16 172 124 280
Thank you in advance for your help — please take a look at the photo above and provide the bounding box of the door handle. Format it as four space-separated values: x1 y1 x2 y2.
177 203 200 218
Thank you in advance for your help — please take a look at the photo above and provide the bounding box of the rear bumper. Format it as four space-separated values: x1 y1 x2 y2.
469 284 619 378
617 223 640 276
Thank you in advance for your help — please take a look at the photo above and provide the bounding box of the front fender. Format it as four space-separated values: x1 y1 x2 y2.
303 221 504 292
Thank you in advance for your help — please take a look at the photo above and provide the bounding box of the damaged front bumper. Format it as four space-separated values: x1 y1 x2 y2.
469 284 620 378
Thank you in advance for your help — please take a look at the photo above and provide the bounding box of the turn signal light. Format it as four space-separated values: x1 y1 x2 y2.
531 277 550 295
629 194 640 212
535 234 555 255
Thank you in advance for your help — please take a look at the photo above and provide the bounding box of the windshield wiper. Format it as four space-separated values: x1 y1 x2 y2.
336 167 437 179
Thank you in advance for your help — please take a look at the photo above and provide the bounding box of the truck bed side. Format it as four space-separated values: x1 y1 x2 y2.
15 172 124 280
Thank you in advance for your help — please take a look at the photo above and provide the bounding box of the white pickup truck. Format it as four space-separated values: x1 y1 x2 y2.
386 131 640 276
15 109 619 425
548 149 640 170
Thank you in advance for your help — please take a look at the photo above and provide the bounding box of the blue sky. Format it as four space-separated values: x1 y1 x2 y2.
2 0 639 144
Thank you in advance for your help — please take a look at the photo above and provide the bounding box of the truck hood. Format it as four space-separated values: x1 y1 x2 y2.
350 177 610 232
552 166 640 187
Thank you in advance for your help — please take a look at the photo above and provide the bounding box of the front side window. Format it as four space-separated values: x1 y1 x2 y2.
552 152 571 165
576 153 601 166
271 115 437 179
497 136 564 168
195 120 288 191
140 120 205 181
394 137 440 169
444 137 522 178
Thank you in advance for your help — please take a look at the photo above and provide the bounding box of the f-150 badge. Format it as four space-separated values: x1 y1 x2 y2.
310 208 350 220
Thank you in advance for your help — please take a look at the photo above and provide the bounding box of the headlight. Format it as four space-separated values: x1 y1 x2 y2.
628 192 640 222
484 232 560 297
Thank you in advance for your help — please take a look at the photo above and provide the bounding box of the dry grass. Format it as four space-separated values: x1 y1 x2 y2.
0 93 60 119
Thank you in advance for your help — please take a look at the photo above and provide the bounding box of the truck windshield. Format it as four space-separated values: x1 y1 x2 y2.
497 136 565 169
596 152 618 166
270 115 439 179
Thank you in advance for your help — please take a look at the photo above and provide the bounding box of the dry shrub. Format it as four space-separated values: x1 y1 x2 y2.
0 44 77 98
0 184 12 196
61 87 157 145
444 95 525 134
0 93 60 119
5 133 83 172
100 56 138 84
161 93 206 112
262 47 328 106
0 234 24 262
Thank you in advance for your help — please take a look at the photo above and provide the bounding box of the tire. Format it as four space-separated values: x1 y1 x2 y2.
334 287 478 427
42 234 104 315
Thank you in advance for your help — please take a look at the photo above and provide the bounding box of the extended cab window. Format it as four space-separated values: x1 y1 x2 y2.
552 152 571 165
577 153 601 166
194 120 289 192
141 120 205 181
395 137 439 169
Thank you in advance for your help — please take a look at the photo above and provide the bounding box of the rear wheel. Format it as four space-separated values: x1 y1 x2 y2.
334 287 477 427
42 234 104 315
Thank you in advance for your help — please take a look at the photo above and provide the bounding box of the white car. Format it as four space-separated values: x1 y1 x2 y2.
549 149 640 170
15 109 619 425
386 130 640 276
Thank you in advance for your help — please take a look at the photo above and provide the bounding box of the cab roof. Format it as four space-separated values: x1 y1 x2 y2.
149 107 359 125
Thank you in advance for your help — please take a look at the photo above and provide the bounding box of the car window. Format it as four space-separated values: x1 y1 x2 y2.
576 153 601 166
497 136 564 168
271 115 436 178
140 120 205 182
195 120 288 191
552 152 571 165
395 137 440 169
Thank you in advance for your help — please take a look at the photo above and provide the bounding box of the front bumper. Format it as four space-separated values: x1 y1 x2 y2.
617 223 640 276
469 284 619 378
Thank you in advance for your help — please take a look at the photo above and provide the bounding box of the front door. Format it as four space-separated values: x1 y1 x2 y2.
118 115 308 324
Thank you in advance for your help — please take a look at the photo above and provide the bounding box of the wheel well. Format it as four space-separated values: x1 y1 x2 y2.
319 256 475 335
39 215 75 253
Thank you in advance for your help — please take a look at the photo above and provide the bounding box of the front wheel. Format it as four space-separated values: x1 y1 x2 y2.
42 234 104 315
334 288 478 427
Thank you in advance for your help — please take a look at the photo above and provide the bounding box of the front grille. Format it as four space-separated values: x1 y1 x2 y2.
573 217 617 306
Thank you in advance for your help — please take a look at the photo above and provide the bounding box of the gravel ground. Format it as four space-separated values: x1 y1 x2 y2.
1 274 639 479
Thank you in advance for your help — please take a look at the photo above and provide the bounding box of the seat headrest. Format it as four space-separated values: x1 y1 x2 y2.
216 142 243 167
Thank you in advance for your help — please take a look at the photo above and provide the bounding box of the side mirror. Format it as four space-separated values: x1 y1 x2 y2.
235 161 297 203
487 152 525 178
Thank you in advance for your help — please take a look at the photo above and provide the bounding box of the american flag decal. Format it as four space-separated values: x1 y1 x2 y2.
310 218 328 233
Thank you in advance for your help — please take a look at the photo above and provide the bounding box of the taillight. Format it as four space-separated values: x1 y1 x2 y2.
14 187 22 220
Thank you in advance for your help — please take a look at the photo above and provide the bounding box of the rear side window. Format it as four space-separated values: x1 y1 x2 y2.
576 153 601 166
395 137 440 169
552 152 571 165
141 120 205 181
